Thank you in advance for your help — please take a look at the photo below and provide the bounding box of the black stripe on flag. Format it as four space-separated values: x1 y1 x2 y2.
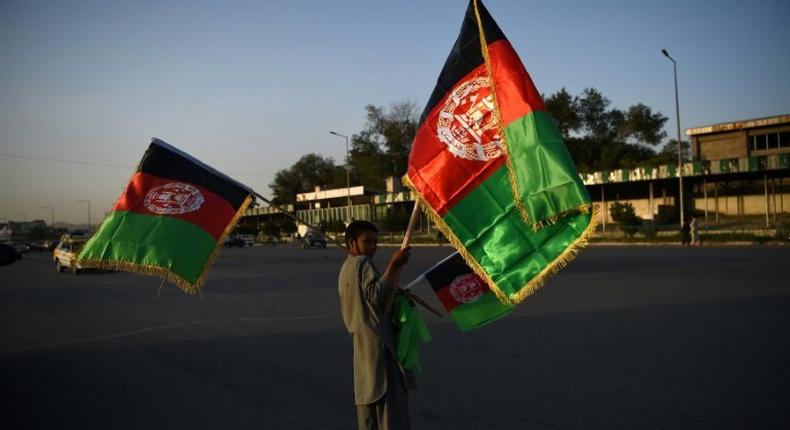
138 138 251 209
424 252 475 292
418 0 505 127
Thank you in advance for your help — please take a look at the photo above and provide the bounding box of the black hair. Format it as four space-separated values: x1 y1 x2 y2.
344 220 378 246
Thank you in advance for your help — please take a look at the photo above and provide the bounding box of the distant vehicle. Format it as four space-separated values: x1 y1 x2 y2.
53 235 89 275
0 243 22 266
223 236 247 247
10 242 28 255
28 240 57 252
238 234 256 246
301 232 327 249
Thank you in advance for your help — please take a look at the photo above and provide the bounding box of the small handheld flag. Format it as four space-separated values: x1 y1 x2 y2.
406 252 513 331
77 138 253 294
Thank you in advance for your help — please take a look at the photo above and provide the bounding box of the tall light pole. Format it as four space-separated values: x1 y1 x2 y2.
329 131 352 222
662 48 685 228
42 206 54 227
78 199 92 232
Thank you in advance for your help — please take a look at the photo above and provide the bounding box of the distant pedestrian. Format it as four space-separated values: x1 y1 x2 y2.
690 217 700 246
681 219 691 246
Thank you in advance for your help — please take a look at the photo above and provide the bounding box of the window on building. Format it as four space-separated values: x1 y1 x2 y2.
752 133 767 150
781 131 790 149
767 132 779 149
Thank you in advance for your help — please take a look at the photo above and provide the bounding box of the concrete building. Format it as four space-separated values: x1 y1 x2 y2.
688 114 790 160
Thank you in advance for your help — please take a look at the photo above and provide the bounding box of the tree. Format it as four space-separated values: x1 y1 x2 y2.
349 102 418 186
261 221 281 241
281 221 297 235
544 87 671 172
649 139 691 166
577 88 616 141
349 130 387 190
544 88 580 138
382 205 411 232
28 224 50 241
270 153 344 204
622 103 668 147
609 201 642 237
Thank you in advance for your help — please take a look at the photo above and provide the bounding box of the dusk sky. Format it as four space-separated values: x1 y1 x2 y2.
2 0 789 224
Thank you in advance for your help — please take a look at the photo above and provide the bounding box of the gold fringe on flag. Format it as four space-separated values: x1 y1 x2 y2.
403 175 598 305
79 194 254 295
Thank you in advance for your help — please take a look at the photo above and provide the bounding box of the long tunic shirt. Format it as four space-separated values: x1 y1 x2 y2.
338 254 400 405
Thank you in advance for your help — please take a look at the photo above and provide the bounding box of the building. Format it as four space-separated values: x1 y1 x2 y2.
688 114 790 160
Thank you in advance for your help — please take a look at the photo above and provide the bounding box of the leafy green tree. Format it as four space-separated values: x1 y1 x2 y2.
622 103 668 146
545 88 670 172
609 201 642 237
28 224 50 241
281 221 297 235
577 88 619 141
349 102 418 185
544 87 580 138
382 205 410 232
648 139 691 166
261 221 281 240
349 130 387 190
270 153 345 204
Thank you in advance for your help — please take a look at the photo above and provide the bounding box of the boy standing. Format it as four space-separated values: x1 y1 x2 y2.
338 220 414 429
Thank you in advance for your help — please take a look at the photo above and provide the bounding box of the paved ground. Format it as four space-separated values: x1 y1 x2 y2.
1 245 789 429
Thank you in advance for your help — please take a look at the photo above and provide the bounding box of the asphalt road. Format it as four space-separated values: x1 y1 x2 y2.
1 244 789 429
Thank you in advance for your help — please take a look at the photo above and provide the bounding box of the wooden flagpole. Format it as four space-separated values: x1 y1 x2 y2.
393 202 443 317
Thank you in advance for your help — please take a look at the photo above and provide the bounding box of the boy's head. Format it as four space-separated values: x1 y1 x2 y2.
345 220 378 257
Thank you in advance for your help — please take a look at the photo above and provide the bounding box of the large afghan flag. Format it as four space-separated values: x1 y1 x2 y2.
78 138 253 294
404 0 597 305
406 252 513 331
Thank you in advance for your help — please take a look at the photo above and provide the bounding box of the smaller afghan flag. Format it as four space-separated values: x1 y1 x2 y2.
77 138 253 294
406 253 513 331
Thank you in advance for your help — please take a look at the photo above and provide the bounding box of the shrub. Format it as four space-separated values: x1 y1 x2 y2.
609 201 642 237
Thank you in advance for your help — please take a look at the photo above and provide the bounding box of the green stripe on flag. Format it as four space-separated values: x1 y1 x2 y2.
450 292 513 331
503 111 591 225
79 211 217 284
443 166 592 302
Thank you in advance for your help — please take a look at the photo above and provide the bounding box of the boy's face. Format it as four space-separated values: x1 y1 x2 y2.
349 230 378 257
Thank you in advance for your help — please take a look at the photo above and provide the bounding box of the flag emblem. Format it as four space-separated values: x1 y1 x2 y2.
413 252 514 331
437 76 502 161
143 182 205 215
449 273 486 304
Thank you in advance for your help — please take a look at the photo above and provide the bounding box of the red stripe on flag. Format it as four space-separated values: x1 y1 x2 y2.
488 40 546 126
435 286 462 312
114 172 237 241
406 40 545 216
407 65 506 216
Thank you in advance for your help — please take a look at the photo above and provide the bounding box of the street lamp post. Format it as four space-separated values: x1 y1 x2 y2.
78 199 92 232
662 48 685 228
330 131 352 223
42 206 54 227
